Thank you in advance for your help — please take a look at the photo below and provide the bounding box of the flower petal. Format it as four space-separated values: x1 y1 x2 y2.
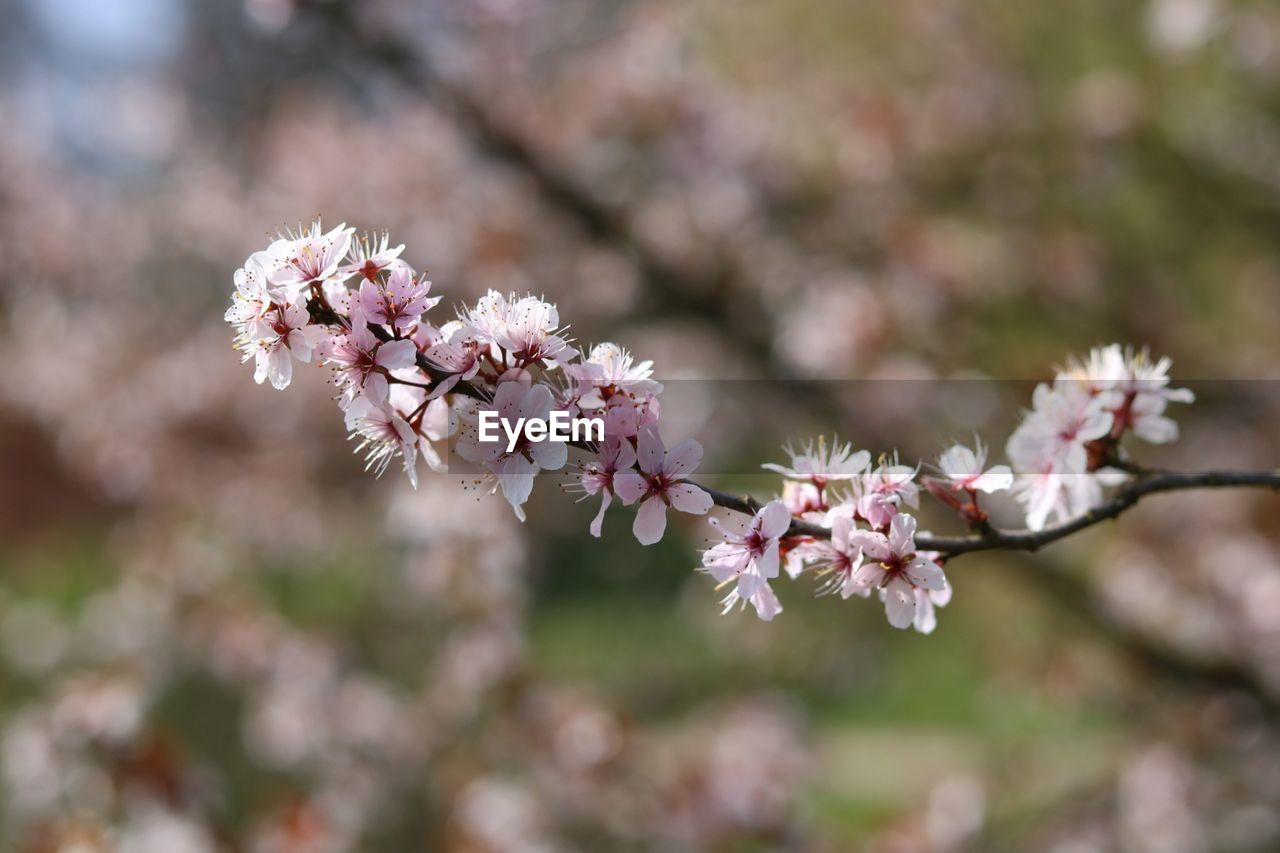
632 496 668 545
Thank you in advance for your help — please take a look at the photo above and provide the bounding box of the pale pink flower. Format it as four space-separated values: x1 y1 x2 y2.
1007 382 1115 529
806 510 868 597
344 397 419 487
455 383 568 521
564 343 662 405
339 231 406 282
847 514 948 629
762 435 871 487
255 221 354 299
461 291 573 364
1060 345 1193 444
357 266 440 331
703 500 791 621
855 454 920 529
240 299 325 390
935 438 1013 493
225 258 272 330
576 436 638 537
423 321 485 398
497 295 574 364
323 310 418 406
909 576 951 635
613 427 713 545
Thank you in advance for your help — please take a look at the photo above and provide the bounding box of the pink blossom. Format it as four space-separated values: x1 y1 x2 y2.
357 267 440 331
344 397 419 487
323 310 418 406
847 514 948 629
613 427 713 545
576 436 638 537
762 435 870 487
255 221 354 299
935 438 1012 493
855 454 920 529
238 299 326 390
703 500 792 621
338 231 406 282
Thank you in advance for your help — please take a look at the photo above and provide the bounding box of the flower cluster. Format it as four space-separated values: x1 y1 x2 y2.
229 223 1195 633
1007 344 1194 529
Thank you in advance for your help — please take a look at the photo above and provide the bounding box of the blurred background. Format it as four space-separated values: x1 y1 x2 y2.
2 0 1280 850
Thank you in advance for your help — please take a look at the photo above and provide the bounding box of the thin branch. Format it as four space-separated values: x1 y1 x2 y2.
683 469 1280 556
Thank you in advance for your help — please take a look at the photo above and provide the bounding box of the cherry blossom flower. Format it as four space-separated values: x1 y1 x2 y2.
564 343 662 405
805 510 868 597
357 267 440 332
935 438 1013 493
613 427 713 545
255 221 354 300
339 231 406 282
460 291 573 365
225 258 272 330
575 436 638 537
855 454 920 529
323 310 418 407
1007 381 1116 529
703 500 791 621
455 382 568 521
1060 344 1194 444
344 397 419 487
762 435 871 487
237 299 325 390
847 514 948 629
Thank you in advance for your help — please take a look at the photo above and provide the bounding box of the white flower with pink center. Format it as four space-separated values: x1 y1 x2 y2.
855 454 920 529
255 221 354 300
703 500 791 621
357 267 441 332
935 438 1013 493
613 427 713 545
344 397 419 487
847 514 948 629
323 310 418 407
762 435 871 488
339 231 406 282
576 436 638 537
238 299 326 391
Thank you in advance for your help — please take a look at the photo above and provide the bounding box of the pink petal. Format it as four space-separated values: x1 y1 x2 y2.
632 497 668 545
663 439 703 479
612 471 648 505
635 426 665 475
376 339 417 370
756 500 792 539
589 492 611 538
667 484 713 515
905 557 946 591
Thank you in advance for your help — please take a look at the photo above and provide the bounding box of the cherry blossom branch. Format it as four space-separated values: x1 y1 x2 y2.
680 469 1280 557
911 469 1280 556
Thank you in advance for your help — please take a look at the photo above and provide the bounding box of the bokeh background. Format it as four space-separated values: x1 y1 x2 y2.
2 0 1280 850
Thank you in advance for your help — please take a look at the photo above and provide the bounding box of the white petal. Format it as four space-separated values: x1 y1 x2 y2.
883 577 916 629
905 557 947 591
972 466 1013 493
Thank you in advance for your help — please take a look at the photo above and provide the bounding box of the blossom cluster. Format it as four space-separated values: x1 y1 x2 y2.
1007 345 1194 530
228 223 1194 633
